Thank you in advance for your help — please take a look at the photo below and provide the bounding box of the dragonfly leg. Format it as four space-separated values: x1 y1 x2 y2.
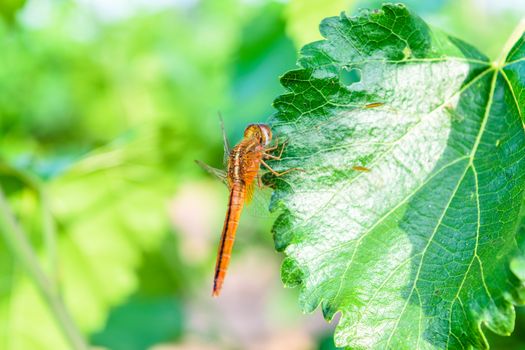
257 173 263 188
264 140 287 160
263 153 281 160
264 138 281 152
261 159 303 177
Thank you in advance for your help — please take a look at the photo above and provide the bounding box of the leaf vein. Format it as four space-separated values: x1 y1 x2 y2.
385 162 471 348
500 68 524 131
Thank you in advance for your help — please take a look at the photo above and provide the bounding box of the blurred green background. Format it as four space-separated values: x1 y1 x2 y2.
0 0 524 349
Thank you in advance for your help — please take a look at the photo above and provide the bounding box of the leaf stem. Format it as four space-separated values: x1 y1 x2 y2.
0 163 60 288
0 186 88 350
495 18 525 68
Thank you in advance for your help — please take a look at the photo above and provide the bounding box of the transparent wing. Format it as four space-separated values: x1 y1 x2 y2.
244 184 278 220
245 181 255 204
218 113 231 167
195 160 228 186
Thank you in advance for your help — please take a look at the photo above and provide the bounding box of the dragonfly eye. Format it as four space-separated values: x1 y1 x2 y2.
259 124 272 146
244 124 272 145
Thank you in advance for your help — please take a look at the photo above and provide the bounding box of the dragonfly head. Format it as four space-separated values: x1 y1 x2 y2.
244 124 272 146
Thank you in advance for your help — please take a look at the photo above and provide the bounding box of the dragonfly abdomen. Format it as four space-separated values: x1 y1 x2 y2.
212 182 246 296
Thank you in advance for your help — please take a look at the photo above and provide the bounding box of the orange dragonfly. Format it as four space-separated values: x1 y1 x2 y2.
196 118 298 297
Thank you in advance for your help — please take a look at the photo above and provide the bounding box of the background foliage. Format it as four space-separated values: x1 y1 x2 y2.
0 0 524 349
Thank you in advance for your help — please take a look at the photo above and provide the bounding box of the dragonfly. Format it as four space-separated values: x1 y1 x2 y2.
196 118 299 297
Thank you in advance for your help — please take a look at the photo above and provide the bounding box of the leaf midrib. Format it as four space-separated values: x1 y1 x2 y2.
500 68 524 130
505 57 525 66
385 68 499 348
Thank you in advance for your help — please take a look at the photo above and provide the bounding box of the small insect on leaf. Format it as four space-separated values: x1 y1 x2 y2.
352 165 371 172
364 102 384 109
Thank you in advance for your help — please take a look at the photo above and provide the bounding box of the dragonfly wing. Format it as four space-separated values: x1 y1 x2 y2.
218 113 231 166
195 160 228 186
244 185 278 219
245 181 255 204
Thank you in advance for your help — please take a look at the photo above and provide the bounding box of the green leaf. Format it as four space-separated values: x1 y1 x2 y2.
270 4 525 349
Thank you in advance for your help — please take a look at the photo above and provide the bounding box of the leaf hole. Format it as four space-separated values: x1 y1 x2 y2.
340 67 361 86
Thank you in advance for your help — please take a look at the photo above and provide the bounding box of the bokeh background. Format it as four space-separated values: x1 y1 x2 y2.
0 0 524 349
